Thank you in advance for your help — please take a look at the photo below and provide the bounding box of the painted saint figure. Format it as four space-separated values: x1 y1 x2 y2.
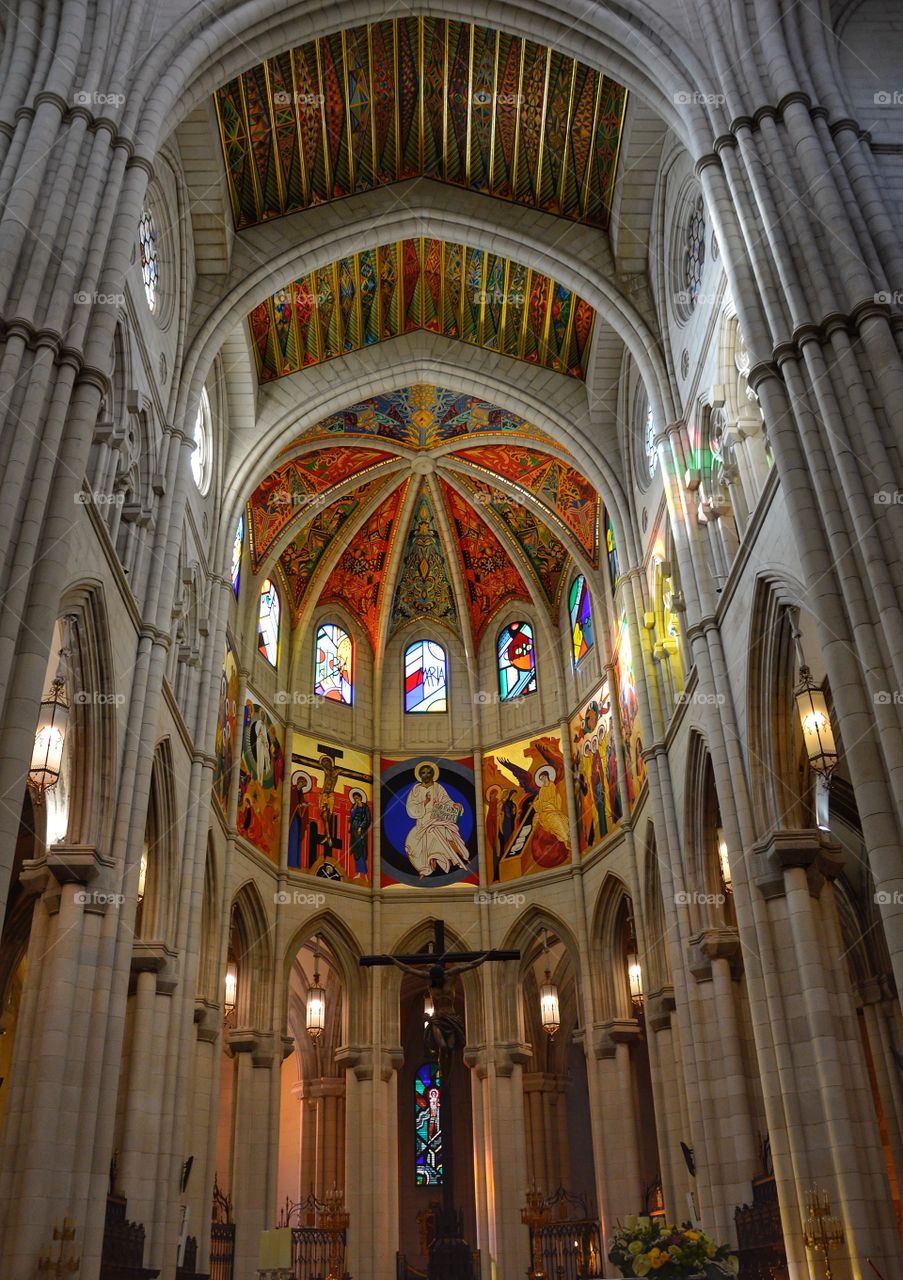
404 764 472 877
349 789 371 879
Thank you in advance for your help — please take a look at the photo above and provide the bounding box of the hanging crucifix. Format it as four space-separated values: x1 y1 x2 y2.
361 920 520 1280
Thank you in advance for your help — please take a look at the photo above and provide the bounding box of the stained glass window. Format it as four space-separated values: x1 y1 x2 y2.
404 640 447 713
605 511 620 593
231 515 244 598
684 195 706 310
569 577 594 667
192 388 211 493
644 404 658 478
314 623 354 704
415 1062 443 1185
497 622 537 701
258 579 280 666
138 210 158 313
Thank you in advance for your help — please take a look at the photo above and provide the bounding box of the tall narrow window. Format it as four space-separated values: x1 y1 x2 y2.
569 576 594 667
604 510 620 593
314 623 354 704
231 515 244 598
404 640 447 713
138 210 158 313
497 621 537 701
258 579 280 666
415 1062 443 1185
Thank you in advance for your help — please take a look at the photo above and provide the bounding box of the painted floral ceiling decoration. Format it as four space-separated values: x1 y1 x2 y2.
318 482 409 647
440 480 530 643
248 238 595 381
215 17 627 231
389 486 458 635
281 385 565 452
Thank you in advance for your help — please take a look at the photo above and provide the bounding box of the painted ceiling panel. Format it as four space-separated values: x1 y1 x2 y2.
215 19 627 230
277 476 390 614
453 443 600 567
389 485 458 635
248 238 595 381
247 446 393 570
281 385 566 452
318 481 409 648
440 480 531 644
453 474 571 610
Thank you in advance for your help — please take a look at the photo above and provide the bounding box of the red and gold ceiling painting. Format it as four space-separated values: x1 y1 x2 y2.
276 476 390 613
281 385 564 452
215 18 627 231
318 481 408 647
455 475 571 610
247 446 393 570
453 444 600 567
389 485 458 635
248 239 595 382
440 481 530 644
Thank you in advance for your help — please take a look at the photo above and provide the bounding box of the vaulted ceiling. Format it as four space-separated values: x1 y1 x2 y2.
246 386 601 652
248 237 596 381
215 16 628 231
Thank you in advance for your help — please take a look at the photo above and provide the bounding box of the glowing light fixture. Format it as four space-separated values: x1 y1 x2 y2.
792 628 837 783
424 991 435 1021
224 960 238 1017
306 937 326 1039
717 826 733 892
137 842 149 904
626 917 643 1013
28 656 70 804
539 930 560 1039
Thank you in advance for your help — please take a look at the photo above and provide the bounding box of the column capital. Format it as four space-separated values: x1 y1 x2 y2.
646 986 677 1032
592 1019 642 1058
130 940 179 994
335 1043 403 1082
522 1072 566 1094
687 927 742 982
466 1040 532 1078
194 998 222 1043
227 1028 278 1067
750 828 844 899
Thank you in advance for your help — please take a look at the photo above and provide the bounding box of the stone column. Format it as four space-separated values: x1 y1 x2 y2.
593 1022 643 1230
227 1029 281 1280
469 1041 531 1280
339 1044 401 1280
522 1073 568 1193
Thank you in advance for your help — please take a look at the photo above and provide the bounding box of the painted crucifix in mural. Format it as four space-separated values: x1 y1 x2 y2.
361 921 520 1280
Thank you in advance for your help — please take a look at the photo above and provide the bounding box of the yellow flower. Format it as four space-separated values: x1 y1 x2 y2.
650 1255 668 1270
683 1230 701 1241
628 1241 644 1255
633 1255 651 1277
706 1244 716 1257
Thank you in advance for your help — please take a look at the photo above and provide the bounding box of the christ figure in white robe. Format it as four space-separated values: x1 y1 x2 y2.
404 764 472 877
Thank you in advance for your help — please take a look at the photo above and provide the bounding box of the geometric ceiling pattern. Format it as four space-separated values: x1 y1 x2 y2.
440 480 531 643
248 238 596 381
215 18 627 231
452 443 601 566
281 385 566 451
455 474 572 611
247 446 393 570
389 487 458 636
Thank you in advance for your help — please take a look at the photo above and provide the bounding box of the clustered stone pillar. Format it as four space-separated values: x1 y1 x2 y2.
523 1073 570 1194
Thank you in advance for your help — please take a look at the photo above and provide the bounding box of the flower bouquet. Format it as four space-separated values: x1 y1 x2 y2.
609 1217 740 1278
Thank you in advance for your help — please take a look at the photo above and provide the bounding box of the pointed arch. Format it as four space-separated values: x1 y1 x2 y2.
642 824 672 996
280 910 366 1050
228 881 274 1030
591 873 638 1022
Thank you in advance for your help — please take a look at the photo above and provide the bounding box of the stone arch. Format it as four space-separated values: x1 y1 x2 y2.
228 880 274 1030
746 574 818 835
498 906 583 1048
280 911 366 1050
591 873 638 1023
197 834 220 1003
642 824 672 996
380 917 486 1050
137 739 179 943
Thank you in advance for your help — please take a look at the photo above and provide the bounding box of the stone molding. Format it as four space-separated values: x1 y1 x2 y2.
750 828 844 900
593 1019 642 1059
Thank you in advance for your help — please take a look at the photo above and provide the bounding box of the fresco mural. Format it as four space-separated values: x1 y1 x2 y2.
569 680 623 854
454 444 600 566
278 477 389 613
288 734 373 884
390 486 458 633
217 19 627 231
380 756 479 888
213 638 239 811
615 617 646 806
281 386 563 452
318 481 408 646
247 448 391 570
482 731 572 881
237 699 285 861
440 481 529 643
456 475 571 610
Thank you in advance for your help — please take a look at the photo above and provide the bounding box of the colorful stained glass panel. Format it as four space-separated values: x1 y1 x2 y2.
497 622 537 701
404 640 448 713
314 623 354 704
415 1061 443 1185
569 576 594 667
